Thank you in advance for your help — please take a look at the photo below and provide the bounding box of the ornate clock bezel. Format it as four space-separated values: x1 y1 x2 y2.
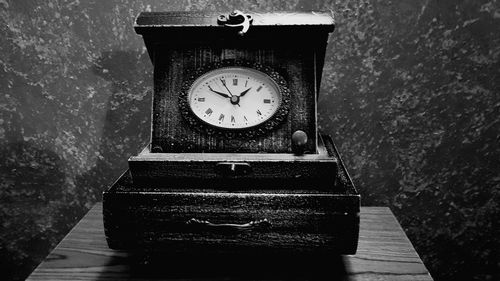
178 60 291 139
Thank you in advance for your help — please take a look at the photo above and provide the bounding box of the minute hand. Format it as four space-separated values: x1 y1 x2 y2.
220 79 234 97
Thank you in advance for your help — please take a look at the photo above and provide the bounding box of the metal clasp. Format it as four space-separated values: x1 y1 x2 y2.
217 10 253 35
215 162 252 176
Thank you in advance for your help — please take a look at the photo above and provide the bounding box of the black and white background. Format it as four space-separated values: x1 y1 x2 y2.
0 1 499 280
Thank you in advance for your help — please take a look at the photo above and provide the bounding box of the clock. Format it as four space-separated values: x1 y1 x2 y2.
179 61 290 138
103 11 360 257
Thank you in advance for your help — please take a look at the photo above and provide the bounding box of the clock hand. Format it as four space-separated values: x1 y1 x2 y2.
208 85 230 98
220 79 234 97
237 87 252 97
219 79 241 107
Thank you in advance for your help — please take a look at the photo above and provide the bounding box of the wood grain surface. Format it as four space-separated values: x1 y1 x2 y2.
134 11 335 29
128 136 338 188
150 45 317 153
103 188 359 254
27 204 433 281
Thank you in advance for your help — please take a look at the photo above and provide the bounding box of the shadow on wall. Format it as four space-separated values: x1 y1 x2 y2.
0 49 152 281
0 141 77 280
74 49 152 208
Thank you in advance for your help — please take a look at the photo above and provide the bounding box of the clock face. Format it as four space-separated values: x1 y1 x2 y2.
179 61 291 138
188 67 281 129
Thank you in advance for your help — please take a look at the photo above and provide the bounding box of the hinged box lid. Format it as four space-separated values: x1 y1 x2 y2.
133 11 336 153
135 11 335 35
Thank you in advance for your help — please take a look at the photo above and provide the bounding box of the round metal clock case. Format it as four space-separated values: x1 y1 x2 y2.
179 61 290 138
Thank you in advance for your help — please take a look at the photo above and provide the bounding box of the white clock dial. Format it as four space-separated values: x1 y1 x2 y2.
188 67 281 129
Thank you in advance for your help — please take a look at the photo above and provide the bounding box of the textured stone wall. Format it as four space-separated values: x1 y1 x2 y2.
0 1 499 280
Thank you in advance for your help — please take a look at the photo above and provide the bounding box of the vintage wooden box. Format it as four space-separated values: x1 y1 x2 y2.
104 136 359 254
103 11 360 255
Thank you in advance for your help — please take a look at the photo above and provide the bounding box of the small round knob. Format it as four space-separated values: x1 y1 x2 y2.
292 130 308 155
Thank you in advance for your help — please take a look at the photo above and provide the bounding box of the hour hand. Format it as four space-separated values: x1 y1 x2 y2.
238 87 252 97
208 85 230 98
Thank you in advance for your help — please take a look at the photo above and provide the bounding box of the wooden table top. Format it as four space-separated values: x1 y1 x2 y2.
27 204 432 280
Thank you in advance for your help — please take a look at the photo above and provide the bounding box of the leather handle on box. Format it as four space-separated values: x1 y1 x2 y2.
186 218 271 232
